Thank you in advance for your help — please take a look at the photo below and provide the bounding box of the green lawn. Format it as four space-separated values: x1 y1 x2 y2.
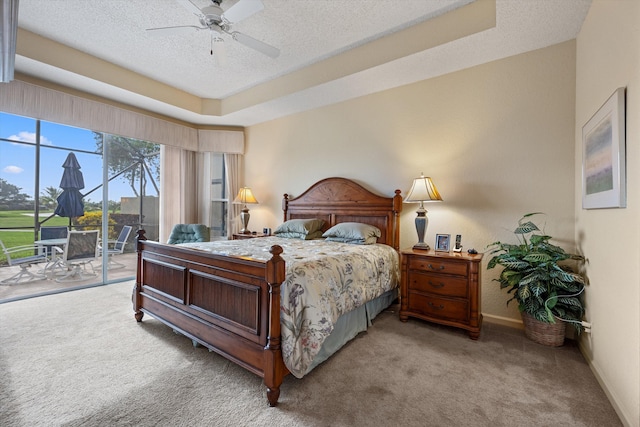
0 211 69 264
0 210 68 228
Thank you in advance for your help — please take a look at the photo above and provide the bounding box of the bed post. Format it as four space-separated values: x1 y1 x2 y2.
282 194 290 222
393 189 402 251
264 244 286 407
133 229 147 322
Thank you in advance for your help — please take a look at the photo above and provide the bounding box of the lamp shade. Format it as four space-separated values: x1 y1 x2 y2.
233 187 259 205
404 175 442 203
405 174 442 251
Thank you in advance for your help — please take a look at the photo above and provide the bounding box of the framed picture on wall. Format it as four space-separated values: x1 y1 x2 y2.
582 87 626 209
435 234 450 252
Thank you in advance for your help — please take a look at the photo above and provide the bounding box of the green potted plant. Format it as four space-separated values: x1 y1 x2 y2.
487 213 586 346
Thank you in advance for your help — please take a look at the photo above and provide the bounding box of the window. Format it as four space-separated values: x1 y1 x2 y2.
0 111 159 287
210 153 227 239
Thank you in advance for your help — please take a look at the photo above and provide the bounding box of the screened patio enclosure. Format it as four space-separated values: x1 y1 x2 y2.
0 112 160 300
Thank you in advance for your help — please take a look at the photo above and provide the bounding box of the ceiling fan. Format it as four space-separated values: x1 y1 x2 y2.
146 0 280 61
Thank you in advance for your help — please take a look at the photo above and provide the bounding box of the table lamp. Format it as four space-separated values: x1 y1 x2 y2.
404 173 442 250
234 187 259 234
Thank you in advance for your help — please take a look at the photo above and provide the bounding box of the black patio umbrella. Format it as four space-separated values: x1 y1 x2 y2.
54 152 85 225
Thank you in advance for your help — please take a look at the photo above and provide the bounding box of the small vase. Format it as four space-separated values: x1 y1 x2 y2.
521 312 566 347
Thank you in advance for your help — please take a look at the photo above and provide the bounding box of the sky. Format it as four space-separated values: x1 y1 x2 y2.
0 112 153 203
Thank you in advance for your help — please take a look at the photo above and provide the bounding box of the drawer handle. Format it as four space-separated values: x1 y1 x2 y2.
428 281 445 288
427 264 445 271
428 302 445 310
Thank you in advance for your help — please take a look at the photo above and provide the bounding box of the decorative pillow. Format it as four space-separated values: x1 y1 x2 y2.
273 219 325 240
274 230 324 240
322 222 381 245
167 224 210 244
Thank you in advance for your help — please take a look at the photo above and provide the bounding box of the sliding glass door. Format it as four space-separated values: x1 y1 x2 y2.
100 133 160 281
0 111 159 299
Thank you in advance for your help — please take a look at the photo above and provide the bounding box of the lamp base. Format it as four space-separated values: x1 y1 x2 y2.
412 242 431 251
239 208 251 234
413 204 430 251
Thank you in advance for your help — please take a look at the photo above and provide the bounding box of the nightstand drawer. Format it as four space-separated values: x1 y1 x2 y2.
408 293 469 322
408 272 468 298
408 257 468 276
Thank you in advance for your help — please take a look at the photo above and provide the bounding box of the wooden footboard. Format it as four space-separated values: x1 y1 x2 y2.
132 230 287 406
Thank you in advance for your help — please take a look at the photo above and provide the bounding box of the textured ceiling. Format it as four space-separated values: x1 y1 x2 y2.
14 0 592 127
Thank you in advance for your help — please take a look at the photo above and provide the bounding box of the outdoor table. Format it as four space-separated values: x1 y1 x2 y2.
34 238 68 277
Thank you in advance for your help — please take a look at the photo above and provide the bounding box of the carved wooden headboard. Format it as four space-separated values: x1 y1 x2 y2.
282 177 402 250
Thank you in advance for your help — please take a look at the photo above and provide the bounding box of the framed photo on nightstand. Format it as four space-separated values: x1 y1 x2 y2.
435 234 450 252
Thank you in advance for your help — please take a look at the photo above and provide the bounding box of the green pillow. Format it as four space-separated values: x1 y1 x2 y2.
322 222 381 245
274 219 325 238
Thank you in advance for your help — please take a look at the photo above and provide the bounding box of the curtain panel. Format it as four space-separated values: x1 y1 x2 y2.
159 146 198 243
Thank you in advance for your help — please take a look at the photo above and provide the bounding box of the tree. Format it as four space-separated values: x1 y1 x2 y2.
108 199 121 214
93 133 160 197
83 200 102 211
0 178 32 210
40 186 62 210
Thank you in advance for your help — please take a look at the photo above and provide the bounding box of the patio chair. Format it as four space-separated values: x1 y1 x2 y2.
101 225 132 269
167 224 210 244
55 230 100 283
0 240 48 285
39 226 69 255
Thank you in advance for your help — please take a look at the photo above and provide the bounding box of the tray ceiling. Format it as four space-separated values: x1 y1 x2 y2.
14 0 591 127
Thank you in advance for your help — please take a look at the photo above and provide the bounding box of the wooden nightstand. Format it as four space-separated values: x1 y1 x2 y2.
232 233 268 240
399 249 483 339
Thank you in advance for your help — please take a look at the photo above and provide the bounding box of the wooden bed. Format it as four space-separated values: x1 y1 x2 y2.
132 177 402 406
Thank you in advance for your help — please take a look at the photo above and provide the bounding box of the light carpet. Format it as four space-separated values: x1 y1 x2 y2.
0 281 621 426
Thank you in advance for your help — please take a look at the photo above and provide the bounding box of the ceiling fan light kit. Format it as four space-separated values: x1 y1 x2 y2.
147 0 280 60
200 5 224 25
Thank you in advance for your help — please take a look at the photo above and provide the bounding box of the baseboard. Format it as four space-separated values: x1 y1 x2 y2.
578 340 635 427
482 313 524 330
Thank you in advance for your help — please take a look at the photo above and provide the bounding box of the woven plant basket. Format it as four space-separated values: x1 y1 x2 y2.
521 312 566 347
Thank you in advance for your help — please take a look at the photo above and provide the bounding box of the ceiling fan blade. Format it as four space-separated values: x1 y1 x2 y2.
175 0 203 17
212 38 228 66
146 25 204 36
223 0 264 23
231 31 280 58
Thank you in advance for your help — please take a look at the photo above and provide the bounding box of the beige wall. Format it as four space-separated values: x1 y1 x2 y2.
245 41 577 325
576 1 640 426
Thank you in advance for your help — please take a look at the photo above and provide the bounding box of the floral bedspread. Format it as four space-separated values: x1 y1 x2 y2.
180 237 399 378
